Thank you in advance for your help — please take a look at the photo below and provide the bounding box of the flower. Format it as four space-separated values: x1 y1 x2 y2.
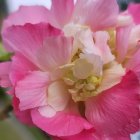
0 1 140 140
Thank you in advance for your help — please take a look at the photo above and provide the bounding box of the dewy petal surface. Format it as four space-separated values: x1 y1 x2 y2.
74 0 119 30
85 72 140 137
15 71 50 110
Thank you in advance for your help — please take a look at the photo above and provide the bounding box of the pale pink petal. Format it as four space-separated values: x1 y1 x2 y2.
74 0 119 30
94 31 114 64
3 23 72 71
49 0 74 28
125 49 140 73
85 71 140 137
116 24 132 62
31 102 93 136
0 62 12 88
128 3 140 24
13 96 33 125
2 6 49 31
10 53 37 85
15 71 50 110
128 25 140 50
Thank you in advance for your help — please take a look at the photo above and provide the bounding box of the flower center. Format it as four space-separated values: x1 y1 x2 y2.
63 69 102 102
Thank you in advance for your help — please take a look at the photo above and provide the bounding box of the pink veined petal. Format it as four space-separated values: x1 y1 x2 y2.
125 48 140 73
85 71 140 137
31 101 93 137
94 31 114 64
49 0 74 28
116 23 132 62
13 96 33 125
10 53 37 85
15 71 50 111
3 23 72 71
2 6 49 32
52 129 95 140
128 3 140 24
0 62 12 88
73 0 119 31
2 6 49 52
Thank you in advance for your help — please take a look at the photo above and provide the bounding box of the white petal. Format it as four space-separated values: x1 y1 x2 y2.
38 105 56 118
97 62 125 93
48 81 70 111
73 58 93 79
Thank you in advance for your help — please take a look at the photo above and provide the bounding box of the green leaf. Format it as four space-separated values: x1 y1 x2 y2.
0 43 12 61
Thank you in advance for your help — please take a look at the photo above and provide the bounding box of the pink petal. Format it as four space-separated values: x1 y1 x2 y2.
2 6 49 32
53 129 95 140
3 23 72 71
0 62 12 88
125 49 140 73
49 0 74 28
13 96 33 125
74 0 119 30
10 53 37 85
15 71 50 110
128 3 140 24
116 24 132 62
94 31 114 64
85 71 140 137
31 102 93 136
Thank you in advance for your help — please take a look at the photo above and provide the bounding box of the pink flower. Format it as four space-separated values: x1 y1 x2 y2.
0 1 140 140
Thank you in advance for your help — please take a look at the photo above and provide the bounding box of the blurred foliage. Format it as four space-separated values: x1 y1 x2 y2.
0 43 12 61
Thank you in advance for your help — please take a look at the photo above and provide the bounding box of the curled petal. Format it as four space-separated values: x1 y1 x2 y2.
85 71 140 137
3 23 73 71
31 102 93 137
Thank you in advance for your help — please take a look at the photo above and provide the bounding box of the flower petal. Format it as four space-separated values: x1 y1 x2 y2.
15 71 50 110
85 71 140 137
38 105 56 118
49 0 74 28
94 31 115 64
97 62 125 93
0 62 12 88
3 23 72 71
2 6 49 31
74 0 119 30
10 53 37 85
31 101 93 136
13 96 33 125
116 24 132 62
48 81 70 111
128 3 140 24
53 129 95 140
